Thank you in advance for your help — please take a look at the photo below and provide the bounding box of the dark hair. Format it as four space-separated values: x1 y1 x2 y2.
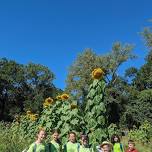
128 140 135 146
68 131 76 137
52 129 60 134
111 134 121 144
51 129 61 144
80 134 88 140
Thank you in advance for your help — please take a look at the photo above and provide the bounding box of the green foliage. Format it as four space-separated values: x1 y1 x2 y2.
66 43 134 98
108 123 120 138
133 55 152 90
0 121 33 152
0 58 59 121
66 43 135 127
0 58 25 120
12 96 85 145
39 97 85 144
66 49 102 105
0 23 152 151
128 121 152 144
123 89 152 126
141 27 152 49
85 78 108 143
23 62 55 113
125 67 138 78
122 136 152 152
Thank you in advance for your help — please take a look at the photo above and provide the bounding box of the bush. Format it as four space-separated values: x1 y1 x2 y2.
128 120 152 144
0 122 33 152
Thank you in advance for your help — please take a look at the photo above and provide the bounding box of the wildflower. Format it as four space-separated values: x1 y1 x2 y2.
56 95 62 100
61 93 69 100
45 97 54 104
43 97 54 108
30 114 38 121
43 102 49 108
92 68 104 79
26 110 32 115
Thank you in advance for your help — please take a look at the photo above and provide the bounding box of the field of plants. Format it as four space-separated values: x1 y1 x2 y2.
0 24 152 152
0 68 152 152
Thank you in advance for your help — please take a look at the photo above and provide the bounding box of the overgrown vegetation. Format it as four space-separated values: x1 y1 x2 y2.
0 24 152 151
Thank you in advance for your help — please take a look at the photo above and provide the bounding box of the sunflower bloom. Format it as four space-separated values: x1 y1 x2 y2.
43 97 54 108
61 93 69 100
56 95 62 100
34 114 39 118
43 102 49 108
30 114 38 121
26 110 32 115
45 97 54 104
92 68 104 79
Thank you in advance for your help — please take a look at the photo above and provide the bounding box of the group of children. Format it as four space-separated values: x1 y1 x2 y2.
25 128 139 152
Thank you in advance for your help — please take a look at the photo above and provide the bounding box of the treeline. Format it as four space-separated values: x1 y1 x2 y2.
0 60 62 121
0 25 152 129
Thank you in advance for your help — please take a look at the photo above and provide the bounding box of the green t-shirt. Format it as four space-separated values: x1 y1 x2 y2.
113 143 124 152
48 140 60 152
79 145 94 152
64 141 80 152
27 142 47 152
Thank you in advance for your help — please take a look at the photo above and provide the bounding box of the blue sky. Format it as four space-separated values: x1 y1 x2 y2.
0 0 152 89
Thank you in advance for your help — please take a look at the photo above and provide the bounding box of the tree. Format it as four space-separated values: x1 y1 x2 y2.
120 26 152 128
66 49 103 106
66 43 135 124
23 63 55 113
122 89 152 127
0 58 25 120
0 58 58 121
142 27 152 49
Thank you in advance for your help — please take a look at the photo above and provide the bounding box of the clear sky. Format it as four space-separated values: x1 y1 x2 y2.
0 0 152 89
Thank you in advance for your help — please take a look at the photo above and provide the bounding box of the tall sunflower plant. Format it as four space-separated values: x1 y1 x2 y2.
85 68 108 146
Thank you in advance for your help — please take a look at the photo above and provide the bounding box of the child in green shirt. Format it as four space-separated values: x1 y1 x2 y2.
79 134 94 152
63 131 80 152
48 129 61 152
111 134 124 152
27 128 47 152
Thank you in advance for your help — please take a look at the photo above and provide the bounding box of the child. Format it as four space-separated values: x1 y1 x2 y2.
79 134 94 152
27 128 47 152
111 134 124 152
126 140 138 152
100 141 113 152
48 129 61 152
63 131 80 152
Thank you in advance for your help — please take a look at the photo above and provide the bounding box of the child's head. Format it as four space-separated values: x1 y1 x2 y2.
111 134 120 144
100 141 112 152
52 129 60 141
37 128 46 142
128 140 135 150
68 131 76 143
80 134 89 146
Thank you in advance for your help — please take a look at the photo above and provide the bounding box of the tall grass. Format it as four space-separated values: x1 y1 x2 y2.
0 122 33 152
0 122 152 152
122 136 152 152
